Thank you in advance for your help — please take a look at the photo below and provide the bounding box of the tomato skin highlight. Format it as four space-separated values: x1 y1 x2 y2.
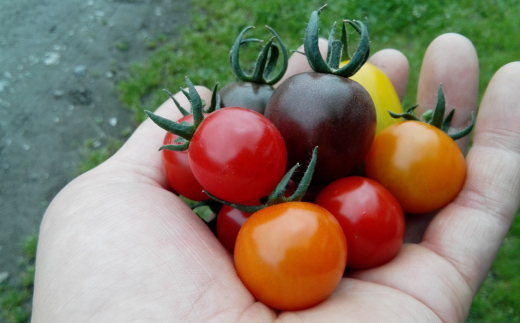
365 121 466 214
189 107 287 204
265 72 376 184
162 114 207 201
234 202 347 311
315 176 405 269
341 61 403 134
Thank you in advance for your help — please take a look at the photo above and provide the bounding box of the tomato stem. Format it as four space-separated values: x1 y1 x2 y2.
191 200 220 235
341 21 350 60
204 147 319 213
191 199 224 216
389 84 475 140
303 6 370 77
264 42 280 80
229 26 288 85
282 147 318 203
336 20 370 77
163 88 190 116
145 112 195 141
204 82 221 113
430 84 446 128
145 77 221 151
326 22 337 65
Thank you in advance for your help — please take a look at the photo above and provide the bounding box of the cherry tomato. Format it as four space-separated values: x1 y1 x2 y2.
162 114 207 201
341 61 403 133
216 180 324 254
234 202 347 311
220 26 288 114
265 72 376 184
189 107 287 204
264 15 376 185
216 204 253 253
220 82 273 114
365 121 466 214
315 176 405 269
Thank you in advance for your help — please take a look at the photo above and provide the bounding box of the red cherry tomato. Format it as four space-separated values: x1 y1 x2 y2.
315 176 405 269
234 202 347 311
216 204 252 253
189 107 287 203
162 114 207 201
365 121 466 214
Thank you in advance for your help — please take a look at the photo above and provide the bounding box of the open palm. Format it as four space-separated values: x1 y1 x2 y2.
32 34 520 323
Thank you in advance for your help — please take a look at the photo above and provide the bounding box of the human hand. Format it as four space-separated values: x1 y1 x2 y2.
31 33 520 322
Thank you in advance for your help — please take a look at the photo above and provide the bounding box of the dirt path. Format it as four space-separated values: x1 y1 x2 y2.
0 0 189 286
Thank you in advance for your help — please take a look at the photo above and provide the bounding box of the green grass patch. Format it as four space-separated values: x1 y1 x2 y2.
75 138 123 176
0 234 38 323
117 0 520 122
115 40 130 52
468 209 520 322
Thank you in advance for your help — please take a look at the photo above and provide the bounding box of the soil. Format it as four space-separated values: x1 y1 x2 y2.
0 0 190 290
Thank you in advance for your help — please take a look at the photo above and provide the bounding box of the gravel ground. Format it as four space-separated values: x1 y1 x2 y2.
0 0 189 290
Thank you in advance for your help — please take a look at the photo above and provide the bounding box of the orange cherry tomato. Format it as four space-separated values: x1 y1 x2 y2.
234 202 347 311
341 61 403 133
365 121 466 214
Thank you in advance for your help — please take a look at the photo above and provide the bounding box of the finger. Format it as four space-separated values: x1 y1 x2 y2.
348 243 473 322
279 278 439 322
417 33 479 154
421 62 520 294
401 34 479 243
368 49 409 102
105 85 213 187
275 38 328 87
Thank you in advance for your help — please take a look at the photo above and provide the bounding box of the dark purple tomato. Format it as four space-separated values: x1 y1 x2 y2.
219 82 273 115
264 72 376 184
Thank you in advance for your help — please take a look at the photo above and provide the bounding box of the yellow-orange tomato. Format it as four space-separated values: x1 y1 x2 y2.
341 61 403 133
365 121 466 214
234 202 347 311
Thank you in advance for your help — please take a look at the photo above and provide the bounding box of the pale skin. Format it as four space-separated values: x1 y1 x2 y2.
32 33 520 322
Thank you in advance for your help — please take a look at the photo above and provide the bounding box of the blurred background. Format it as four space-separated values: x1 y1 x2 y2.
0 0 518 321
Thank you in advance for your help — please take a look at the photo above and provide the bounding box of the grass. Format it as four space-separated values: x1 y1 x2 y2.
74 138 123 176
4 0 517 321
117 0 520 121
469 209 520 322
0 235 37 323
115 40 130 52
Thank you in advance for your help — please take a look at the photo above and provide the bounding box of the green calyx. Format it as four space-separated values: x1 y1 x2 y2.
389 84 475 140
303 4 370 77
144 76 221 151
204 147 319 214
229 25 289 85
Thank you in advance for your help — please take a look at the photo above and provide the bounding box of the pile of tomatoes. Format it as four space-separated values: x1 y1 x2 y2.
146 6 473 311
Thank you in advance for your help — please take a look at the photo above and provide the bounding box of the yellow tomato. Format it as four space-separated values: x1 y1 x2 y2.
341 61 403 133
